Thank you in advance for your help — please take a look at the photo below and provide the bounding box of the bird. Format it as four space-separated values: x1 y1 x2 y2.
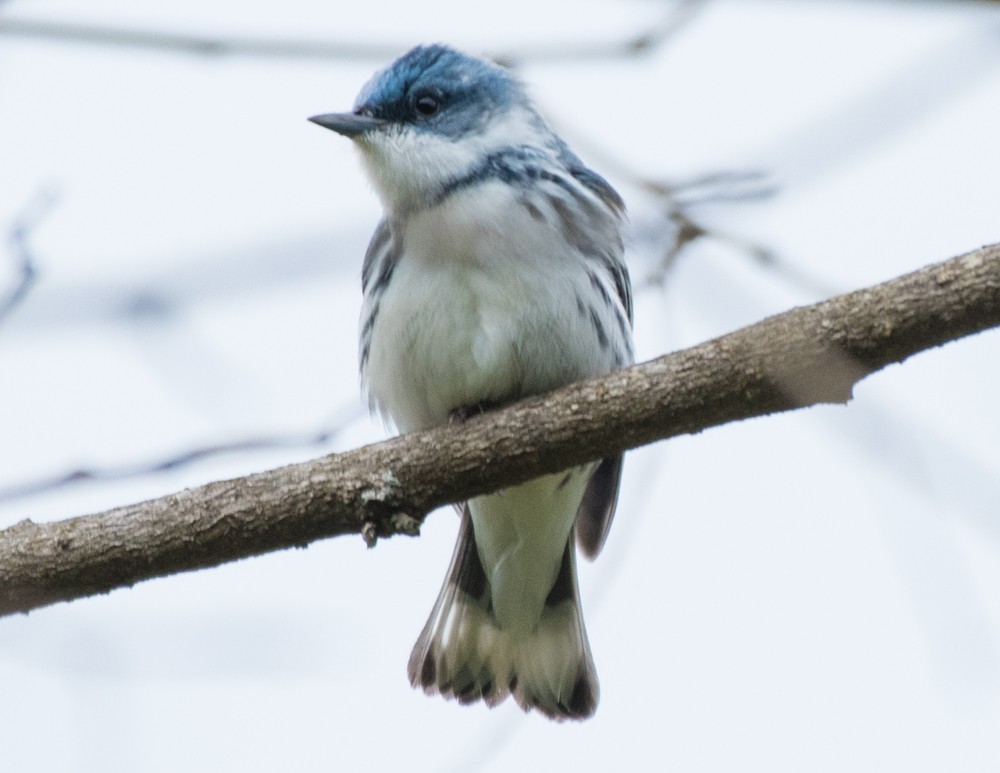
309 44 634 720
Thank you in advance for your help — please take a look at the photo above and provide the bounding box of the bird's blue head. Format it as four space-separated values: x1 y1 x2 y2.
354 45 523 138
310 45 550 213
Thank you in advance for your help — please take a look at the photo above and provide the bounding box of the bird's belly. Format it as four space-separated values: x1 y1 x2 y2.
365 256 527 431
362 183 623 431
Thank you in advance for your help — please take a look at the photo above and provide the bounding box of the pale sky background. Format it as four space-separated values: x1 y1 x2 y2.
1 1 999 771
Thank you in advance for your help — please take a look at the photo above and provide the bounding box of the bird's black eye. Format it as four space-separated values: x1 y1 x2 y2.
414 94 440 116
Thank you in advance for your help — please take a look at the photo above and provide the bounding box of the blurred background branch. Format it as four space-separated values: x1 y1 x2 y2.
0 404 362 503
0 0 706 62
0 187 56 325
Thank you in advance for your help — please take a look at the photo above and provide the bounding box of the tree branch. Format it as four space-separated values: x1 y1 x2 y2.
2 243 998 617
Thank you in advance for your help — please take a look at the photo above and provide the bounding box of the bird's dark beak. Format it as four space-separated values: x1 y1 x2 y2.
308 112 387 138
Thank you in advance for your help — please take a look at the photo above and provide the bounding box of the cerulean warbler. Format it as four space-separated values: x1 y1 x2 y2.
310 44 634 720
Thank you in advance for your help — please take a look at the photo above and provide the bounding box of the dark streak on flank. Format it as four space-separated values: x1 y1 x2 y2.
589 306 609 350
521 197 546 222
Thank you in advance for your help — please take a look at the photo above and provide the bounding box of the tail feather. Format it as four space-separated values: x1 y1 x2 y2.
407 507 598 720
408 509 511 707
510 540 598 718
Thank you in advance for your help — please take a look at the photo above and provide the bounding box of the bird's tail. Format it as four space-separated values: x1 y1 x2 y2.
407 508 598 720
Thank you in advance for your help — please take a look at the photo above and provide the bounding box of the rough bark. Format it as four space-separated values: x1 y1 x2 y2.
1 243 998 617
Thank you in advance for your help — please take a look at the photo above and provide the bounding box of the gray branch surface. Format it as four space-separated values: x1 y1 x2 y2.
2 243 998 617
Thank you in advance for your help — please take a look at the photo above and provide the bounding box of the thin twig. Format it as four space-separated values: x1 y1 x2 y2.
0 2 708 64
0 188 57 326
0 404 364 503
495 0 709 65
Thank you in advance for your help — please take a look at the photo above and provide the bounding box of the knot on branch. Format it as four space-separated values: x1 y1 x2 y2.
361 512 423 548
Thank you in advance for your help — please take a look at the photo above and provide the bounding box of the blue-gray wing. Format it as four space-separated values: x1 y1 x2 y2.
569 165 633 324
575 455 624 560
566 167 631 560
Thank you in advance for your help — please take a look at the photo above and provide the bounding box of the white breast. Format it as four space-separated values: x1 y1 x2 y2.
363 181 619 432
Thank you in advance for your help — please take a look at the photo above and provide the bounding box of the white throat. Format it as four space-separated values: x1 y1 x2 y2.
355 107 544 214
